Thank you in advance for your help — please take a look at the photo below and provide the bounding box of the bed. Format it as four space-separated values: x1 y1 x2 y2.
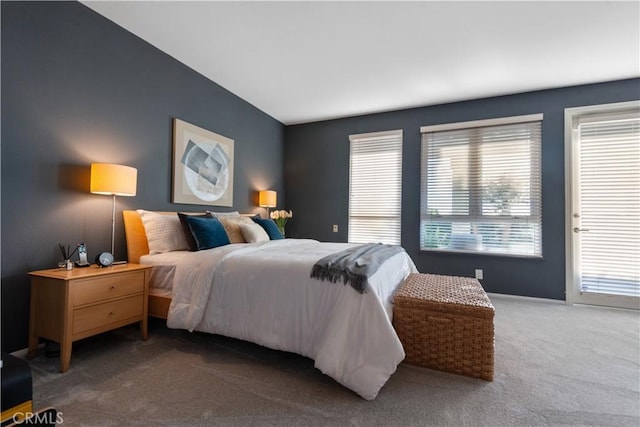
122 210 417 400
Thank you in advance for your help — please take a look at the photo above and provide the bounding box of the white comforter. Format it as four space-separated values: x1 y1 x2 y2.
161 239 417 400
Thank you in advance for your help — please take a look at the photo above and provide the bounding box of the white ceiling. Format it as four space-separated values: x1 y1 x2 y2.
83 1 639 125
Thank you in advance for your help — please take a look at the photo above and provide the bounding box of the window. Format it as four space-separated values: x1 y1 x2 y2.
349 130 402 245
420 115 542 257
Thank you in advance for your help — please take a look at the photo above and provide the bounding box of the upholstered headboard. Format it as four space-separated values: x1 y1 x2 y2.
122 210 259 263
123 210 153 263
124 210 195 263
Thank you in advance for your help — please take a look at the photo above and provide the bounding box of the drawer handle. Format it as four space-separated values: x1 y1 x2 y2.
109 311 115 316
110 286 116 290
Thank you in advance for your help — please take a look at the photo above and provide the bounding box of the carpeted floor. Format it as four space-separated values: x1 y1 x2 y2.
25 295 639 426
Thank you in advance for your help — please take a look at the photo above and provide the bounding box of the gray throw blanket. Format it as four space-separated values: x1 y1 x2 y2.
310 243 404 293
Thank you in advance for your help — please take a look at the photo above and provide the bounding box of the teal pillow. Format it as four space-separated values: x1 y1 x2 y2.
183 216 230 250
251 217 284 240
178 212 211 251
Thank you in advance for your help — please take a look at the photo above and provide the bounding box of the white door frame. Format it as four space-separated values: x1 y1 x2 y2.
564 100 640 309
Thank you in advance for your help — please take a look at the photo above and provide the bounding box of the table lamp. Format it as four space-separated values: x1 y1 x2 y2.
259 190 277 218
90 163 137 259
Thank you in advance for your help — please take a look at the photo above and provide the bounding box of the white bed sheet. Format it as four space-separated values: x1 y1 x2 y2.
143 239 417 400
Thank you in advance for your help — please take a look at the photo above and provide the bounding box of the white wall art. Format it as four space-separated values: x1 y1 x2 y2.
172 118 234 206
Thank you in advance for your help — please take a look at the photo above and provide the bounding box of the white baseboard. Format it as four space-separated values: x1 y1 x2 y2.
9 343 45 359
487 292 565 305
487 292 637 312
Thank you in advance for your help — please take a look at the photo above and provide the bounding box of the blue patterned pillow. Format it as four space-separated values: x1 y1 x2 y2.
183 216 230 250
251 217 284 240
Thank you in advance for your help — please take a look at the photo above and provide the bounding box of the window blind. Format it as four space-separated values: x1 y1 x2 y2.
576 112 640 297
420 115 542 256
348 130 402 245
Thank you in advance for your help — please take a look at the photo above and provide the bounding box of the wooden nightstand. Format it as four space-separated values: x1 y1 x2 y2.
27 263 152 373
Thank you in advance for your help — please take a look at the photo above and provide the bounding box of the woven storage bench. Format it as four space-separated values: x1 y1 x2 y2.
393 273 495 381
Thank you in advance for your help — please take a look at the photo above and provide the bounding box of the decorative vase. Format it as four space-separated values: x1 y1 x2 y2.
278 226 285 237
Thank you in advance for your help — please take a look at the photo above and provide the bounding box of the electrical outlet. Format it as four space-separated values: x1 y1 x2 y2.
333 224 339 232
475 269 483 280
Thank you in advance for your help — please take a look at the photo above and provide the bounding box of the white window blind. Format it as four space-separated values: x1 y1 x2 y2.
576 111 640 297
420 115 542 256
349 130 402 245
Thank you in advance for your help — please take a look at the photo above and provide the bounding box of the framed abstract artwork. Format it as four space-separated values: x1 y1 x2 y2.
172 118 234 207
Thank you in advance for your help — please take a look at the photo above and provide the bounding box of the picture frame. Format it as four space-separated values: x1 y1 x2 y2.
172 118 234 207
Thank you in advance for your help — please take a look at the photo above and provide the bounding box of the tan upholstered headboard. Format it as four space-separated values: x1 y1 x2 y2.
122 210 259 263
123 210 151 263
123 210 185 263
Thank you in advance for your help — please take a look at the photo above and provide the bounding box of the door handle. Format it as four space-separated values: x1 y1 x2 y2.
573 227 590 233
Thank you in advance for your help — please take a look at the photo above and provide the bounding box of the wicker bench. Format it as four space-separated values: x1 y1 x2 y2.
393 273 495 381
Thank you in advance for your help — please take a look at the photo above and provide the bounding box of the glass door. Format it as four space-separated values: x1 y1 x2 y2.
565 101 640 309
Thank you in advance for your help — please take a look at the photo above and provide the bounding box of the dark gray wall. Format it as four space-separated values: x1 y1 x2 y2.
1 1 284 352
284 79 640 301
3 1 638 353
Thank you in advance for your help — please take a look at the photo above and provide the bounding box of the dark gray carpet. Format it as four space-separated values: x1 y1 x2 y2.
25 296 639 426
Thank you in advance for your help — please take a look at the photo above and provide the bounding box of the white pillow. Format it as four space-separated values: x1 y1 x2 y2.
137 210 190 254
239 222 270 243
206 211 240 217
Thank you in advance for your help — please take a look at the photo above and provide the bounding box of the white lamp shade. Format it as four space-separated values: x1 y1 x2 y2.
259 190 276 208
90 163 137 196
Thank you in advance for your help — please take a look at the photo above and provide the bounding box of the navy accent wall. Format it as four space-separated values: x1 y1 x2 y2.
1 2 284 352
284 79 640 301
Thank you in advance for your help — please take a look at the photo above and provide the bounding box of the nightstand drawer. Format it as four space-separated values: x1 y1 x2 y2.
73 272 144 306
73 295 144 335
